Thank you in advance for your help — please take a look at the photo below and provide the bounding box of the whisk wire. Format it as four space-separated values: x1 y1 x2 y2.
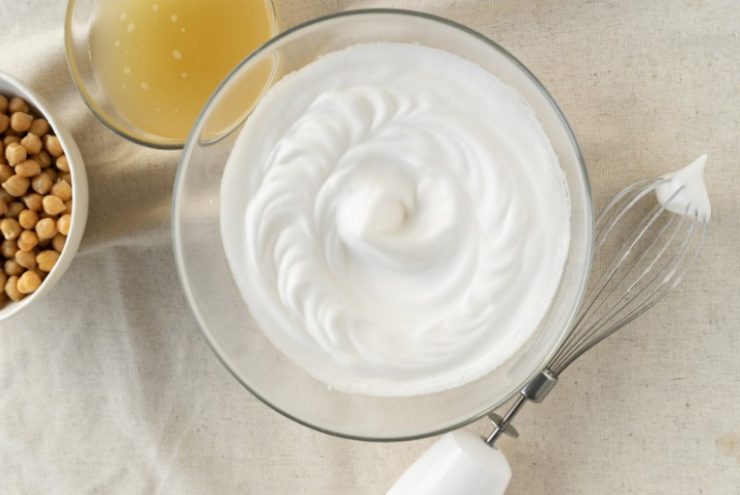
547 182 683 373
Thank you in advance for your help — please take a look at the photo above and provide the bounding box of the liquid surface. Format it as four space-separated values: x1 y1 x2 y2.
221 43 571 396
90 0 275 140
656 154 711 222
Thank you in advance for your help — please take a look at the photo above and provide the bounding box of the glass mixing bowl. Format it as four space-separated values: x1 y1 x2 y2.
173 9 593 441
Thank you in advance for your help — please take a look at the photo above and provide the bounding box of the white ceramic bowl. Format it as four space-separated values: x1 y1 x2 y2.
0 71 89 321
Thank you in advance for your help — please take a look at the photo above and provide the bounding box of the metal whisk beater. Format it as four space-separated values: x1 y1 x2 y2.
486 177 708 445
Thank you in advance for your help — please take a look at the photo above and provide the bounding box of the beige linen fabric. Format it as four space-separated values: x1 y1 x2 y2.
0 0 738 493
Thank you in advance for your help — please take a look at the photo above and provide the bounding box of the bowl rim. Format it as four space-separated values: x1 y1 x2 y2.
173 8 594 441
63 0 280 150
0 70 89 322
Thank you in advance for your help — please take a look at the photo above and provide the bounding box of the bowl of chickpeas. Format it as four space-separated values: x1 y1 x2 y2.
0 71 88 321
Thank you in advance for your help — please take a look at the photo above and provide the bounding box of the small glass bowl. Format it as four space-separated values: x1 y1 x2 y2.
64 0 279 149
173 9 593 441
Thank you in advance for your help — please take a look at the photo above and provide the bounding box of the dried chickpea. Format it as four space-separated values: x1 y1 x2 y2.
64 200 72 214
3 135 20 146
2 174 30 197
4 260 23 277
51 233 66 253
20 133 42 154
15 159 41 178
8 97 29 114
18 209 38 229
14 250 36 270
1 239 17 258
51 179 72 201
0 114 8 134
0 95 7 113
23 193 43 211
10 112 33 133
0 163 13 182
56 155 70 172
5 275 23 301
17 270 41 294
31 173 51 195
0 199 6 216
29 118 49 137
5 142 26 166
17 230 38 251
57 213 71 236
0 271 6 295
0 218 21 240
35 217 57 240
33 150 52 168
44 135 63 157
6 201 23 218
59 172 71 184
36 249 59 272
42 195 66 216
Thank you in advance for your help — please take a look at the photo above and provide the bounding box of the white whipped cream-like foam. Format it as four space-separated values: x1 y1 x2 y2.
656 154 711 222
221 43 571 396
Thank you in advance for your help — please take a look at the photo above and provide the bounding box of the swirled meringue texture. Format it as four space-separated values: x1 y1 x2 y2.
221 43 571 396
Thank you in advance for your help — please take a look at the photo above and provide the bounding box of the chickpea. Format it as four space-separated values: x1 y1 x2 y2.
5 275 23 301
3 135 20 146
0 114 8 134
20 133 42 154
5 142 26 166
0 190 11 203
64 200 72 215
33 150 52 168
17 270 41 294
6 201 24 218
4 260 23 277
23 193 43 211
29 118 49 137
55 155 70 172
1 239 17 258
36 249 59 272
10 112 33 133
0 199 5 216
0 163 13 182
8 97 29 114
59 172 71 184
19 208 39 229
0 271 5 295
56 214 71 236
17 230 38 251
51 179 72 201
31 173 52 195
44 135 63 157
0 218 21 240
45 167 58 182
52 233 66 253
35 217 57 240
0 95 7 113
42 195 66 216
2 174 30 197
14 159 41 178
14 250 36 270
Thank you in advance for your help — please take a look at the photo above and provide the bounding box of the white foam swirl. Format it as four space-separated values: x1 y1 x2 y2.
221 43 570 396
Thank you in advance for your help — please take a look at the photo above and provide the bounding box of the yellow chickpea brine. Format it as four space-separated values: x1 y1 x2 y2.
0 93 73 306
89 0 276 140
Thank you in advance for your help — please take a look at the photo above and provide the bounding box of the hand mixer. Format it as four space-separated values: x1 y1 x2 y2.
388 156 710 495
